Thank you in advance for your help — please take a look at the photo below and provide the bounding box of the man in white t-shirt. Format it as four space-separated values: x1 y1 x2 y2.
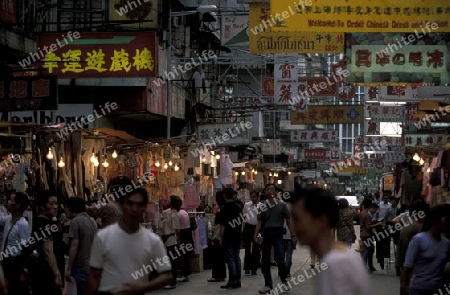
288 187 371 295
86 179 172 295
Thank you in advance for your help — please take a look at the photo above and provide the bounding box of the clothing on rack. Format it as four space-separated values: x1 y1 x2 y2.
184 180 199 210
197 217 208 249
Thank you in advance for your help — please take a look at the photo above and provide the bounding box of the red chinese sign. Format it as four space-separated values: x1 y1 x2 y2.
304 150 327 159
262 77 337 97
291 130 337 142
38 32 157 77
0 77 57 111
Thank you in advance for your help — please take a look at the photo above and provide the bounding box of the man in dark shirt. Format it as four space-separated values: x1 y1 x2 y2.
218 188 243 289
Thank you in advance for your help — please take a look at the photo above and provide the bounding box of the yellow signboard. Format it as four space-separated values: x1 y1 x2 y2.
109 0 159 29
291 105 364 124
249 4 344 54
270 0 450 32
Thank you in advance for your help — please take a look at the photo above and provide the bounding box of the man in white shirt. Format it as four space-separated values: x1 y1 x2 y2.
377 196 391 222
243 191 260 275
288 188 371 295
87 178 172 295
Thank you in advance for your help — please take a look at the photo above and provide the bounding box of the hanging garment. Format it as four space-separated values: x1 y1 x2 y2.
192 225 201 255
254 173 265 188
184 183 199 210
197 217 208 249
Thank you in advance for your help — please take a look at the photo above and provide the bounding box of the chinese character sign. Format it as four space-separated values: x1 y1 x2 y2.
291 106 364 124
403 134 447 147
355 136 403 146
348 45 449 84
222 16 249 46
271 0 450 32
365 86 419 102
291 130 338 142
0 77 57 111
304 150 327 159
364 120 381 135
197 123 251 146
38 32 157 77
365 105 405 122
274 54 299 106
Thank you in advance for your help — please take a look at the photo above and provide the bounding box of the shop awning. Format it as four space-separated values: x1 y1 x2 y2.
94 128 144 146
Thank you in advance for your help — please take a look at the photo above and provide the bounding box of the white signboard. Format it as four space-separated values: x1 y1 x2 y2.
221 15 249 47
365 86 418 102
355 136 403 146
297 170 316 179
404 134 448 147
9 104 95 127
197 123 251 146
365 105 405 122
274 54 299 106
291 130 337 143
261 139 281 155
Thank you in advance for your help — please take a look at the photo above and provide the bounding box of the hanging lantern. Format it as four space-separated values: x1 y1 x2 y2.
155 161 160 167
241 171 246 175
46 148 54 160
57 157 65 168
168 160 173 166
112 150 118 159
174 165 180 171
102 159 109 168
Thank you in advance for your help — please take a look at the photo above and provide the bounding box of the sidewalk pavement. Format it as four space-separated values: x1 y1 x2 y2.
151 242 400 295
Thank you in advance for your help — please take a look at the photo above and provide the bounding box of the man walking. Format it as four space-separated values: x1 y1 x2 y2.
64 197 97 295
86 178 172 295
243 191 260 275
218 188 243 289
0 191 30 295
254 184 294 294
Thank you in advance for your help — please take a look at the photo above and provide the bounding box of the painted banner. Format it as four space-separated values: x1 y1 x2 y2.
0 0 15 23
0 76 57 111
38 32 157 77
348 45 449 84
274 54 299 106
291 130 338 142
222 15 249 46
270 0 450 32
355 136 403 146
330 148 341 160
404 134 448 147
291 106 364 124
365 86 419 102
108 0 159 29
248 4 344 54
304 149 327 159
261 139 281 155
365 105 405 121
364 120 381 135
262 77 337 96
197 123 251 146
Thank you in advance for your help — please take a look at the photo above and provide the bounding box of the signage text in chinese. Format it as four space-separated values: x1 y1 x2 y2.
291 106 364 124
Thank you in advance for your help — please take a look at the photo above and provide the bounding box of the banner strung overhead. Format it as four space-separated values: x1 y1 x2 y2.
248 4 344 54
291 106 364 124
291 130 338 142
270 0 450 32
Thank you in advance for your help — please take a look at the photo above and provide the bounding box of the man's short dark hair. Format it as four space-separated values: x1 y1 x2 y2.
170 195 182 211
288 188 339 228
259 194 268 201
265 183 275 190
12 192 29 213
223 188 234 200
65 197 86 214
371 203 379 209
362 198 373 209
119 187 149 204
108 177 148 204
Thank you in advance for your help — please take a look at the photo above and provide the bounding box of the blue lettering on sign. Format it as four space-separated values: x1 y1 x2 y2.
347 107 360 121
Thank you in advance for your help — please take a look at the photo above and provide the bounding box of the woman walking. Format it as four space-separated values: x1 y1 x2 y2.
336 198 357 247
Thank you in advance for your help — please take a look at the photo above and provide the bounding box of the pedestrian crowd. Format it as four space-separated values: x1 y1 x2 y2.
0 181 450 295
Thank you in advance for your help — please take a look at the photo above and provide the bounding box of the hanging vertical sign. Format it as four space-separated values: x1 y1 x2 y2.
274 54 299 106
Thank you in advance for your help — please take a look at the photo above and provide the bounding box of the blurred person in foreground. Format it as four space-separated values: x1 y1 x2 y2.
86 178 172 295
288 187 370 295
400 204 450 295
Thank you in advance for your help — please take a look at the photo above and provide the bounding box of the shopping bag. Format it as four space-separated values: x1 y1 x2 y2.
64 277 77 295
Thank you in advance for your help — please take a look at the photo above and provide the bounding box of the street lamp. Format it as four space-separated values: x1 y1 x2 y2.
167 4 217 139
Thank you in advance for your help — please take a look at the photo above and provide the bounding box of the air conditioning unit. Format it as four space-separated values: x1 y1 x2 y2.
172 17 179 28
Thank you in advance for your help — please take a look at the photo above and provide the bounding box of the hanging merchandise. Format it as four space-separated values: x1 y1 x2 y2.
219 154 234 185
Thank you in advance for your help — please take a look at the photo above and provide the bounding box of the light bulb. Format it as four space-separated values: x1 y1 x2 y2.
155 161 160 167
202 157 206 163
174 165 180 171
269 172 272 177
57 157 65 168
288 171 291 175
234 171 239 176
168 160 173 166
102 160 109 168
254 170 257 175
46 148 53 160
164 163 168 169
277 180 282 185
93 159 99 167
413 153 420 162
274 172 278 177
419 159 425 165
241 171 245 175
216 154 220 159
90 153 96 163
112 150 118 159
